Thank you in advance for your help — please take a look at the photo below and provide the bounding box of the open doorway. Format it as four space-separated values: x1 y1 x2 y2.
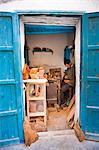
20 14 81 132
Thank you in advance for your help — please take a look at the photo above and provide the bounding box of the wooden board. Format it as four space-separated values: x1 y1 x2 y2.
67 104 75 122
74 122 85 142
66 95 75 115
69 120 75 129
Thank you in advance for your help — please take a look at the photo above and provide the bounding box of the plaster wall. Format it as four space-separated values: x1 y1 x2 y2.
0 0 99 12
75 19 81 122
20 18 25 69
26 33 74 76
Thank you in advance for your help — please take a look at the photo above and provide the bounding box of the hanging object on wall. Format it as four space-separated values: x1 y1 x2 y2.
64 46 74 63
32 47 41 54
32 47 53 55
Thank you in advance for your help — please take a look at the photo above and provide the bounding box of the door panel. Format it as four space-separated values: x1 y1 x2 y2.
87 81 99 107
88 17 99 46
87 109 99 133
81 12 99 140
0 16 13 46
0 52 15 80
0 85 16 111
88 50 99 76
0 115 19 140
0 13 23 147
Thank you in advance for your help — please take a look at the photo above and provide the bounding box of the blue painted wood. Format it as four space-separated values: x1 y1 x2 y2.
0 110 17 117
17 10 84 16
0 12 23 147
0 80 16 84
80 12 99 141
0 16 13 46
25 25 75 35
0 85 16 112
0 52 14 80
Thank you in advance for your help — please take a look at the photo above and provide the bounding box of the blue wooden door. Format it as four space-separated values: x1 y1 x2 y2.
0 13 23 147
81 12 99 141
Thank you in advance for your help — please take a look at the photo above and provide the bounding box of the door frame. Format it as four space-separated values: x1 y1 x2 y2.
18 11 82 128
0 10 98 147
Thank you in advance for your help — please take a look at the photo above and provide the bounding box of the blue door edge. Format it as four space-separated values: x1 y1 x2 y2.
79 14 87 132
85 133 99 142
0 139 20 148
17 10 84 16
16 13 24 143
8 12 24 144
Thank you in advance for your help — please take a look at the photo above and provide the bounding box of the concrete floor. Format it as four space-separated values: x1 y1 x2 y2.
47 107 69 131
1 130 99 150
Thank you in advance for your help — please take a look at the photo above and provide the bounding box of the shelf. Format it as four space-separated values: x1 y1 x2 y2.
32 50 53 55
23 79 47 84
47 97 57 101
28 96 45 100
29 112 45 117
25 79 47 124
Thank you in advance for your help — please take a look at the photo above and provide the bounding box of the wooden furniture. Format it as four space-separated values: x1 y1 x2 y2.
47 68 61 105
47 78 61 105
23 79 47 125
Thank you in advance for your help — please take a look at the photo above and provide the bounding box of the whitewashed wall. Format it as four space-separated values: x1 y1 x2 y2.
0 0 99 12
26 33 74 76
20 18 25 69
75 19 81 122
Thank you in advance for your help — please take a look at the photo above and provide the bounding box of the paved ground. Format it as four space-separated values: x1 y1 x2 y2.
1 130 99 150
47 107 68 131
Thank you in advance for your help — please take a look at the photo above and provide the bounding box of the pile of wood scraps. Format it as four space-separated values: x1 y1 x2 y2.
31 119 47 132
66 95 85 142
22 64 46 80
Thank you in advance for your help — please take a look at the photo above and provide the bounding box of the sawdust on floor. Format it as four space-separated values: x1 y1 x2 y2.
47 107 69 131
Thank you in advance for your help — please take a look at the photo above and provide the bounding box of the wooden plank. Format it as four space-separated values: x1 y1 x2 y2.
69 120 75 129
26 84 30 119
29 97 45 100
47 98 57 101
66 95 75 115
43 83 47 125
29 112 45 117
67 104 75 122
23 79 47 84
74 122 85 142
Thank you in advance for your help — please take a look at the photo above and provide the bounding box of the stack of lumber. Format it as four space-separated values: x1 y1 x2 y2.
66 95 85 142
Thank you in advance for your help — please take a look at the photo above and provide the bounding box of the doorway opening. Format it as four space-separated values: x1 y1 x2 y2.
20 14 81 132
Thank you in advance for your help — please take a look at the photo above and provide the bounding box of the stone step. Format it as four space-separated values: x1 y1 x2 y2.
38 129 75 138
